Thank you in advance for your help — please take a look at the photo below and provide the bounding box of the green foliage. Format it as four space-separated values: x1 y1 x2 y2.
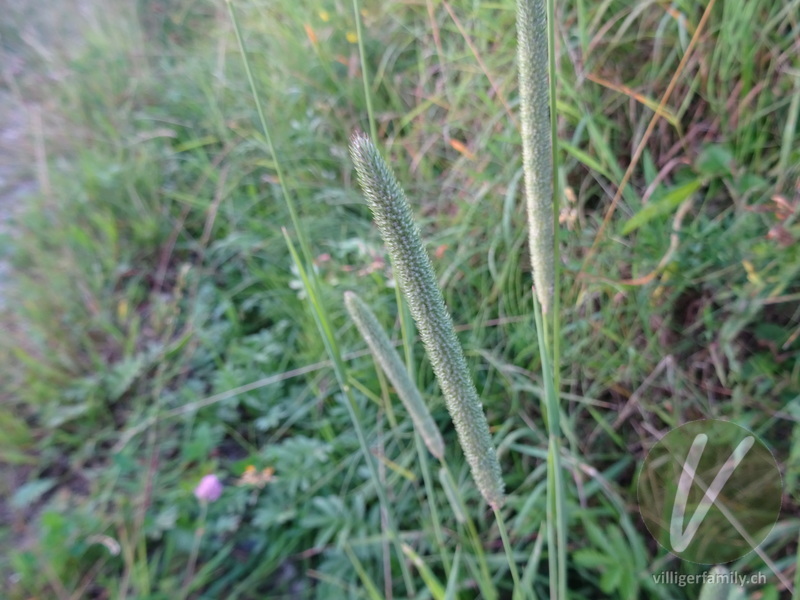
0 0 798 597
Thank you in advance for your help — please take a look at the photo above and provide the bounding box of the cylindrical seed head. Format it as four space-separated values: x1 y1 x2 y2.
350 134 505 509
517 0 555 314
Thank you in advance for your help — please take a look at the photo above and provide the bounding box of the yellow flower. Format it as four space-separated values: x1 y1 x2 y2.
237 466 276 488
346 31 358 44
318 10 330 22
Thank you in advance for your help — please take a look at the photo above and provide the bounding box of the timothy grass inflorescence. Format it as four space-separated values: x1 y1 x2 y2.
350 133 505 509
516 0 554 314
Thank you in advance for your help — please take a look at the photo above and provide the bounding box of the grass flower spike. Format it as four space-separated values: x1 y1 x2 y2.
350 133 505 509
517 0 554 314
344 291 445 459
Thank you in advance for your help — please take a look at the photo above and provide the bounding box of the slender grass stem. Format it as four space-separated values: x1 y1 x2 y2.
348 10 444 591
517 0 566 594
440 464 497 600
225 0 309 265
348 10 438 592
415 434 452 573
533 294 567 600
494 508 523 599
545 447 558 599
351 0 377 142
545 0 563 429
395 287 415 376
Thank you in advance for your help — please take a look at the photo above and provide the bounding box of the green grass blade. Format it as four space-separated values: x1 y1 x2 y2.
621 178 702 235
494 508 523 599
402 543 446 600
345 544 384 600
351 0 377 142
444 546 463 600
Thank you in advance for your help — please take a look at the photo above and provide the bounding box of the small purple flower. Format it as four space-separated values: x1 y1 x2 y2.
194 474 223 502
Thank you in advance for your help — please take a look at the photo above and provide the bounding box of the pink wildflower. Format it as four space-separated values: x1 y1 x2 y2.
194 474 223 502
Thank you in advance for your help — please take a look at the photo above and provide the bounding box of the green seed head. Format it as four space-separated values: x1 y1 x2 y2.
350 134 505 509
517 0 555 314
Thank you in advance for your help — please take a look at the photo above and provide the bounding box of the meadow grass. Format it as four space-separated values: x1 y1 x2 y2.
0 0 798 598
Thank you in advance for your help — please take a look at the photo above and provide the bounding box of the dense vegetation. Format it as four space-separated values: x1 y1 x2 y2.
1 0 798 598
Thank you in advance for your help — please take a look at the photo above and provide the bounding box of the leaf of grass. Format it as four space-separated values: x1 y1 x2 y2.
345 544 384 600
560 140 612 180
520 522 546 597
402 543 446 600
444 546 462 600
621 178 702 235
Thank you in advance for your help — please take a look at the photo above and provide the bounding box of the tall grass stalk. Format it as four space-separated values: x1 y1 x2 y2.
414 435 452 574
350 0 377 143
226 1 415 593
494 507 524 598
516 0 567 597
348 6 463 585
281 231 415 594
